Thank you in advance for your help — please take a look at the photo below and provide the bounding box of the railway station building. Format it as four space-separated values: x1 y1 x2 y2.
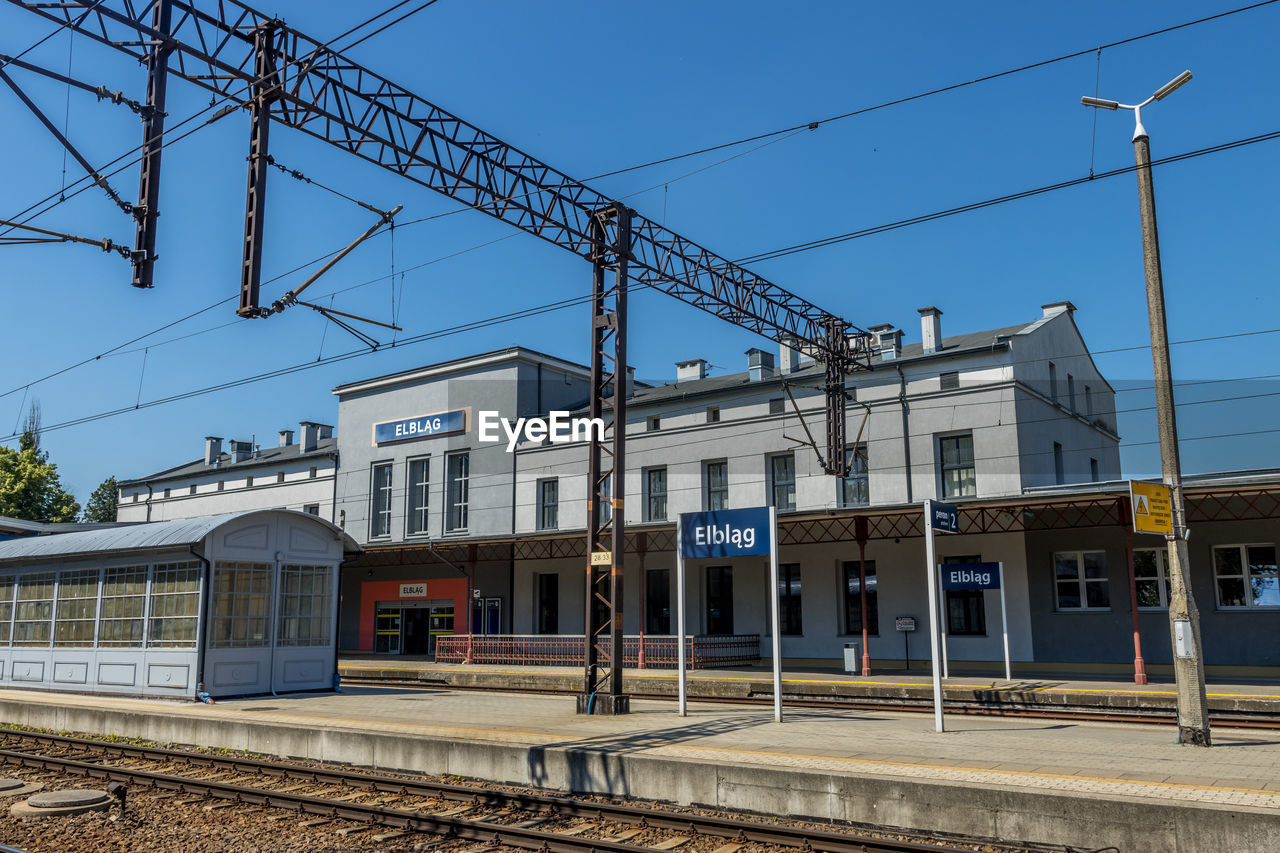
111 300 1280 678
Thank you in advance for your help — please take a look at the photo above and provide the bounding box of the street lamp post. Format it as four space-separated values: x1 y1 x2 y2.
1082 70 1211 746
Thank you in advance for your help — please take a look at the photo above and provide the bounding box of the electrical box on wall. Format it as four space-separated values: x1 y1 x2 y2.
1174 620 1194 659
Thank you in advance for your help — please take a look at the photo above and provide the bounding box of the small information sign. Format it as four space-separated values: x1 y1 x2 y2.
1129 481 1174 535
373 409 467 445
929 501 959 533
589 551 613 566
895 616 917 632
399 583 428 598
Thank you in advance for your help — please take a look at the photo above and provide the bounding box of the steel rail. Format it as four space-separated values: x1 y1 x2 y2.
0 733 1013 853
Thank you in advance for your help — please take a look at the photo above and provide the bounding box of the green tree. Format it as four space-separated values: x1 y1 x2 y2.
82 476 119 523
0 431 81 522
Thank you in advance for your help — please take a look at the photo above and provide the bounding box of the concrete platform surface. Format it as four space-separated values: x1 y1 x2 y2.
0 685 1277 852
337 656 1280 714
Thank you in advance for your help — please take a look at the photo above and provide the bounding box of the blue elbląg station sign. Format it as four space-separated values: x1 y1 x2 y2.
679 507 772 558
941 561 1002 590
372 409 467 445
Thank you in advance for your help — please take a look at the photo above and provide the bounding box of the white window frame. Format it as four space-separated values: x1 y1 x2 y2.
1133 548 1170 610
445 451 470 533
704 460 728 511
1213 543 1279 609
938 432 976 499
769 453 796 512
1053 550 1111 611
839 444 869 508
369 461 393 539
405 455 430 537
537 478 559 531
644 467 668 522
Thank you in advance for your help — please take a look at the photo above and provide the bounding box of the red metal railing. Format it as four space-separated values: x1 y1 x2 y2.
435 634 760 669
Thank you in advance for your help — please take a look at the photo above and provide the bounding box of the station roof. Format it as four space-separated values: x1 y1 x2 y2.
0 510 361 563
119 436 337 487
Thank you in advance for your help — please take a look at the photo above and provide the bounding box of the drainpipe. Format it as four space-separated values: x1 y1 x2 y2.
145 482 154 522
896 363 913 503
328 450 340 525
189 542 213 703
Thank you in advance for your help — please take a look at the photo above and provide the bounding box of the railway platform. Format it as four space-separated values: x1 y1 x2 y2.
337 655 1280 719
0 684 1277 852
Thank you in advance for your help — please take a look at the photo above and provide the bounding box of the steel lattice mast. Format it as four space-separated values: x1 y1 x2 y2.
7 0 875 713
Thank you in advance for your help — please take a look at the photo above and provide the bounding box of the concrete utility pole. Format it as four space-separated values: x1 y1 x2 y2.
1082 70 1211 746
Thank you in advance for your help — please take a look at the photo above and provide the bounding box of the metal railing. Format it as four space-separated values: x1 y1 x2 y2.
435 634 760 669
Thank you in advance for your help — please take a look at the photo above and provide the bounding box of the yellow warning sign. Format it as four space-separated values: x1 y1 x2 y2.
589 551 613 566
1129 481 1173 535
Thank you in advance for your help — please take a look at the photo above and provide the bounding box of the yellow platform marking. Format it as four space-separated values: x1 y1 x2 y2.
338 664 1280 700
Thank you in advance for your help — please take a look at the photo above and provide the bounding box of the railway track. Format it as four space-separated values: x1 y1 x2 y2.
0 730 1071 853
339 677 1280 731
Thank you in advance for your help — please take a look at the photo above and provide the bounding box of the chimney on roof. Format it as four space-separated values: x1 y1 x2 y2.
300 422 321 453
869 324 902 361
918 307 943 355
204 436 223 466
746 348 775 382
779 338 801 375
278 429 295 447
317 424 334 439
1041 300 1077 319
230 440 253 463
675 359 707 382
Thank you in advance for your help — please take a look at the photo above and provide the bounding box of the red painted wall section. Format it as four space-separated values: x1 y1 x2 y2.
358 577 468 651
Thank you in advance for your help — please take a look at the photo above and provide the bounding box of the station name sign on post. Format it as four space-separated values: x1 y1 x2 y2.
679 507 773 558
940 562 1002 591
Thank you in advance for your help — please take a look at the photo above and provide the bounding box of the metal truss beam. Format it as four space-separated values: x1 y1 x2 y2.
131 0 172 288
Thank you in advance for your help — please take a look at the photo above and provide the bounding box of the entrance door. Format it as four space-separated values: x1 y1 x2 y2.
484 597 501 634
402 609 430 655
375 608 402 654
429 604 455 653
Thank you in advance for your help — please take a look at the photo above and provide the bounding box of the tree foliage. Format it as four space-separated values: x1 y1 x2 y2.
0 431 81 523
83 476 120 523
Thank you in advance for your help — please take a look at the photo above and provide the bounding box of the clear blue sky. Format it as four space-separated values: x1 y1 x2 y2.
1 0 1277 504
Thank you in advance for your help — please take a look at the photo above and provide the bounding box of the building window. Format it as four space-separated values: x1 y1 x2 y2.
303 503 320 516
277 471 285 483
1067 374 1076 411
0 576 14 646
446 452 470 532
940 371 959 391
645 569 670 634
1053 442 1064 485
705 566 734 634
309 466 318 479
406 457 430 536
99 565 147 648
939 434 976 499
647 415 660 431
1214 544 1278 608
943 555 986 636
1134 549 1170 609
768 398 785 415
12 572 54 647
842 561 878 635
163 488 171 499
246 475 254 488
770 453 796 512
189 484 196 495
704 461 728 511
645 467 667 522
1048 362 1058 402
839 445 869 508
706 406 720 423
1085 385 1093 417
278 564 332 647
777 563 802 636
1054 551 1110 610
1090 458 1099 482
148 561 200 648
53 569 98 647
217 480 225 492
370 462 393 538
535 573 559 634
209 561 273 647
537 478 558 531
132 493 139 503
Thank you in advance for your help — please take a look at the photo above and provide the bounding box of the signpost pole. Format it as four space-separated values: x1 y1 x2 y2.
768 506 782 723
676 521 687 717
923 500 945 733
938 565 949 680
999 562 1011 681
